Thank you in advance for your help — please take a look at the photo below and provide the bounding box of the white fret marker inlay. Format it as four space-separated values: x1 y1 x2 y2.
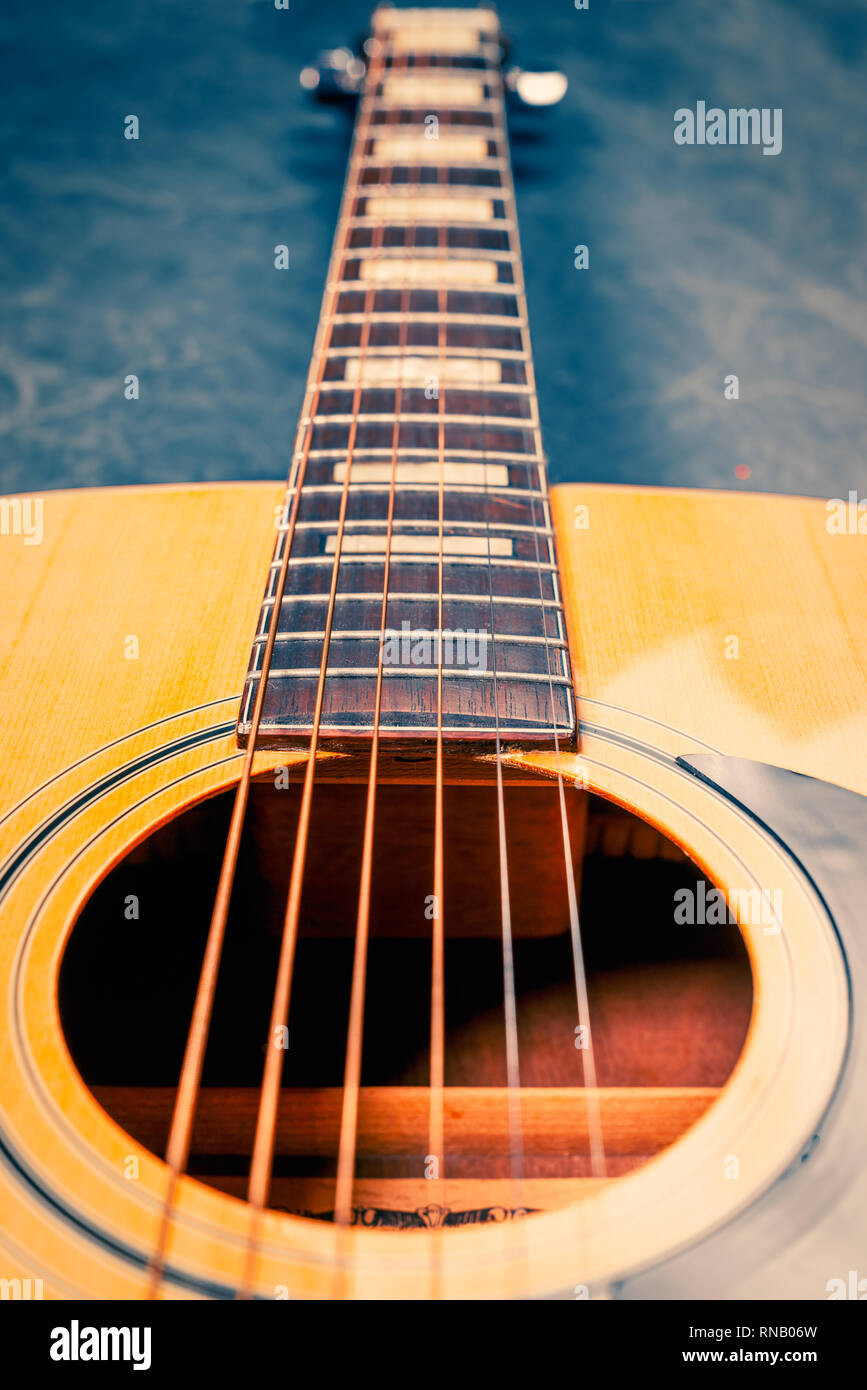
372 134 488 162
389 30 484 56
381 75 485 106
326 534 514 557
376 8 497 31
333 461 509 485
364 194 494 223
343 356 501 387
358 257 497 287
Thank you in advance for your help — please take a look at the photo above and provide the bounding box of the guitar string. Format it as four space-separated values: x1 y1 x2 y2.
424 111 449 1296
492 69 608 1183
481 301 527 1228
331 44 420 1275
237 38 394 1297
469 45 529 1273
143 53 376 1297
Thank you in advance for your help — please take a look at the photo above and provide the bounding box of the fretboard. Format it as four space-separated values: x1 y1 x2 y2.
238 5 575 746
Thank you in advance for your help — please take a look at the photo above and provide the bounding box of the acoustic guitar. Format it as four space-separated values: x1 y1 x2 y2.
1 4 865 1302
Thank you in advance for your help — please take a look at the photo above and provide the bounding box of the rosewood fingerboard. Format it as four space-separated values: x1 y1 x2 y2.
238 5 575 746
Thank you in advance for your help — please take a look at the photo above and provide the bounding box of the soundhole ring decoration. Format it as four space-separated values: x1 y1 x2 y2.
0 699 849 1299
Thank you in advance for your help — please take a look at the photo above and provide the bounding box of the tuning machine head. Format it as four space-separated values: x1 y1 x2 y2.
503 63 568 109
299 47 366 102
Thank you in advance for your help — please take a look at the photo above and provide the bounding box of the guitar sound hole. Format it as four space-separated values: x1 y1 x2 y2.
59 778 752 1227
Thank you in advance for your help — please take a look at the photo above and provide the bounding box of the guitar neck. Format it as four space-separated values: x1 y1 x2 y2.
239 5 574 748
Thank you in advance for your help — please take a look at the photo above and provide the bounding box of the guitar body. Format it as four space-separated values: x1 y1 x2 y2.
1 480 864 1298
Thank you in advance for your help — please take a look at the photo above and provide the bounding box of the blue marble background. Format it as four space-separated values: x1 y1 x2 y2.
0 0 865 497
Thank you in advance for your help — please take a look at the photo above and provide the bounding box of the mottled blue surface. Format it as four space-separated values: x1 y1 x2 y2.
0 0 865 497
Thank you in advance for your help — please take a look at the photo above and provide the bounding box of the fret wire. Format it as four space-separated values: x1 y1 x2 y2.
338 243 517 258
330 307 524 322
315 380 535 394
258 591 564 607
265 555 558 571
347 218 516 232
295 446 546 460
319 350 527 361
367 102 501 115
307 407 538 421
354 185 506 200
329 314 526 327
298 480 545 496
356 156 507 169
250 629 567 645
288 522 553 538
245 668 572 683
366 126 498 139
330 277 515 291
278 482 546 497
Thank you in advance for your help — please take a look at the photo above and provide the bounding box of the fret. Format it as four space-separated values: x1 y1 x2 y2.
256 596 565 642
347 223 512 250
266 554 557 576
289 488 549 526
329 313 525 330
308 422 540 455
308 448 546 465
263 573 559 600
250 640 569 680
310 398 535 415
383 54 499 70
250 667 571 684
302 451 544 473
322 343 527 357
343 241 517 258
359 166 505 187
280 536 554 565
356 192 507 214
279 483 548 509
252 629 564 647
293 515 553 538
246 644 570 681
270 545 560 600
369 109 496 128
312 462 548 492
327 322 526 350
238 6 574 747
297 519 553 537
311 389 534 416
359 156 505 173
239 674 574 739
342 249 517 269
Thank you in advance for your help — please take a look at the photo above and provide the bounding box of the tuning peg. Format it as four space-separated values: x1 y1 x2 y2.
503 63 568 109
299 47 366 102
